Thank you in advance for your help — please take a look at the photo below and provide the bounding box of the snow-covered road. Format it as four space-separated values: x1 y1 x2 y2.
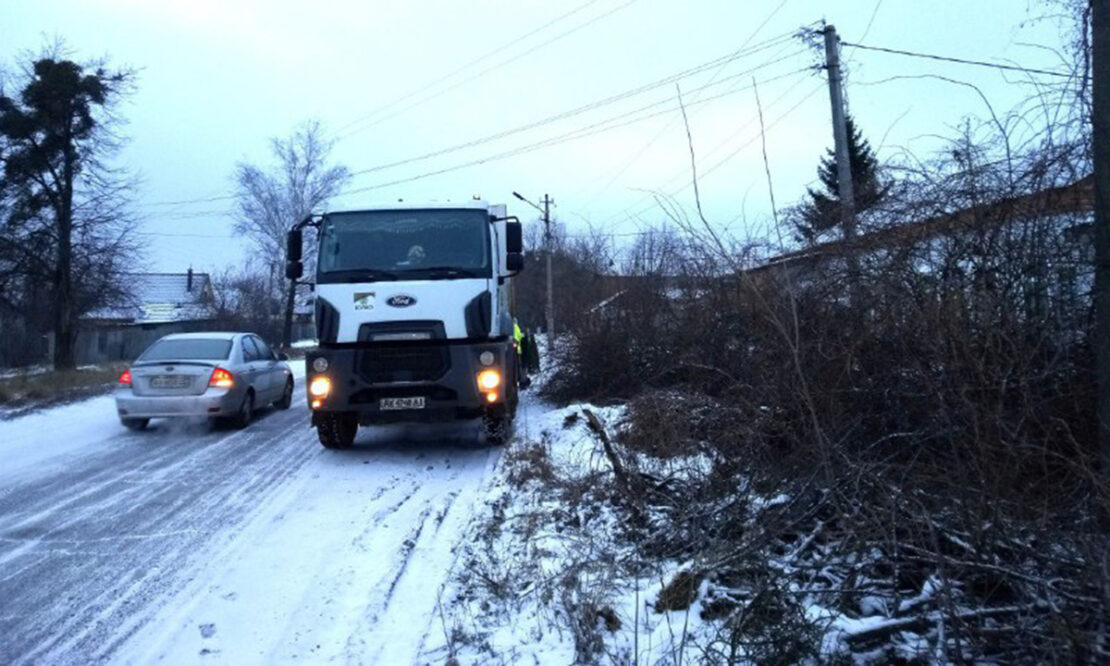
0 377 502 665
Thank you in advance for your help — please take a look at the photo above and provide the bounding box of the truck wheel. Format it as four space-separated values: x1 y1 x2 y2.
121 417 149 431
317 412 357 449
483 414 511 446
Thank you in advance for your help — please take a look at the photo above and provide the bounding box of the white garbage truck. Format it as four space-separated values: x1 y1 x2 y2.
285 201 525 449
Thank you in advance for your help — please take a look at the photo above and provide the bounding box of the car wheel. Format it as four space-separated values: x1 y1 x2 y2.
121 417 149 431
317 412 357 449
230 391 254 429
275 378 294 410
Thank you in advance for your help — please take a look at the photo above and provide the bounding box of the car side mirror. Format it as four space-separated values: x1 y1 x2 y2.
278 352 289 361
506 252 524 273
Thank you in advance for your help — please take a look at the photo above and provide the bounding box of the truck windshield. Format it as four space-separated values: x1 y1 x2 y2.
317 209 490 282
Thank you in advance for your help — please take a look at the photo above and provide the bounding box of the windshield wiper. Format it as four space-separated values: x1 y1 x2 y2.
418 266 479 279
331 269 398 282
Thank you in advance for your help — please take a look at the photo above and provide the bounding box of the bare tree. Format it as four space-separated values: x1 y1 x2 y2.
233 119 349 346
0 48 140 370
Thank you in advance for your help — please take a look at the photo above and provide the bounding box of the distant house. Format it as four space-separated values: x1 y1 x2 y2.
747 177 1094 281
77 269 218 363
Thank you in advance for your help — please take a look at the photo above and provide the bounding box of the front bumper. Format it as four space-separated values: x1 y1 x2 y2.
305 341 514 425
115 386 243 419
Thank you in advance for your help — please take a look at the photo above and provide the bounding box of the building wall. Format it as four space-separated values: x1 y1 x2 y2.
0 315 50 368
73 321 218 365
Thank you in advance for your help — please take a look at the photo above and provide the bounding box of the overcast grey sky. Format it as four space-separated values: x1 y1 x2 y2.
1 1 1074 274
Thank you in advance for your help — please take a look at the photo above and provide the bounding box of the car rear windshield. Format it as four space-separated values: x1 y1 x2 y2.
139 338 232 362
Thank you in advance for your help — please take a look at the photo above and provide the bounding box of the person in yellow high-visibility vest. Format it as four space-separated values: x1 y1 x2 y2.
513 319 524 359
512 319 530 387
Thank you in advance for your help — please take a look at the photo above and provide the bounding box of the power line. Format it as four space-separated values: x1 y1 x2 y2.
854 0 884 52
840 40 1072 78
589 78 823 228
134 231 237 239
581 3 805 207
135 27 802 214
346 42 808 180
140 192 235 209
337 0 644 140
333 0 606 136
338 67 812 197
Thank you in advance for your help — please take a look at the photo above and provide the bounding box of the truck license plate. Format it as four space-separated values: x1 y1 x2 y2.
380 397 425 410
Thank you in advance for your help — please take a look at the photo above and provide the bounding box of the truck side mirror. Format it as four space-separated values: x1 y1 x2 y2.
506 221 523 254
287 228 303 263
286 228 304 280
506 252 524 273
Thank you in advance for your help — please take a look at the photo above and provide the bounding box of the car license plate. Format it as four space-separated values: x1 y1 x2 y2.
150 375 190 389
380 396 425 410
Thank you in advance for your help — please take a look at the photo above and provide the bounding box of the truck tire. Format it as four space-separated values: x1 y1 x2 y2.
317 412 357 449
483 414 511 446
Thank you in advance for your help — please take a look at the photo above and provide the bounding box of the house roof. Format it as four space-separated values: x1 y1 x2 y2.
749 176 1094 276
86 272 216 324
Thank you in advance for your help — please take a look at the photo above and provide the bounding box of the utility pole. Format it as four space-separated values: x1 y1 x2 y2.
542 194 555 346
823 24 856 241
1092 0 1110 503
512 191 557 348
824 24 861 301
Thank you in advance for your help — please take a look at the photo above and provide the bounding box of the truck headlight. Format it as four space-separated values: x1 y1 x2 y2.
479 351 495 366
476 369 501 391
309 376 332 397
312 357 329 372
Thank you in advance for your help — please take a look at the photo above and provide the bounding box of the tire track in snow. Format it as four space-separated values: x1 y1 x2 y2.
1 387 325 665
3 385 514 665
23 426 321 665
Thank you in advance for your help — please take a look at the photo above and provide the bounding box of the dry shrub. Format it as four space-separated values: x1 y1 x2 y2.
504 442 557 488
655 570 703 612
547 125 1106 659
0 365 125 410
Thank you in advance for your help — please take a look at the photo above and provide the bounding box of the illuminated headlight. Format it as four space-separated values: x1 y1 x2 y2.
476 369 501 391
312 357 329 372
309 376 332 397
479 351 495 366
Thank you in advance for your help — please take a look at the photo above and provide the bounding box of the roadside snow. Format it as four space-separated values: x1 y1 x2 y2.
0 394 125 483
428 396 728 664
115 428 501 665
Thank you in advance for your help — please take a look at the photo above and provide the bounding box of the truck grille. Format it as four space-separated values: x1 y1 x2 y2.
358 345 449 383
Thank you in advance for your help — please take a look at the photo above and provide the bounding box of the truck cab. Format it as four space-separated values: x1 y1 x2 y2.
286 201 524 449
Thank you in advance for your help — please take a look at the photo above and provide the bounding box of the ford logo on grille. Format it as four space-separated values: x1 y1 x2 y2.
386 294 417 308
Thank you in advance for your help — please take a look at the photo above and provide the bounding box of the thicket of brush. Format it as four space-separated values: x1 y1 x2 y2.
539 79 1107 660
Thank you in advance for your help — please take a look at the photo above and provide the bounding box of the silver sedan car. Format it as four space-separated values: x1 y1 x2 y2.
115 332 294 430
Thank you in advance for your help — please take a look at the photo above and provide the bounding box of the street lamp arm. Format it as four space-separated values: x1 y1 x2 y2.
512 191 544 214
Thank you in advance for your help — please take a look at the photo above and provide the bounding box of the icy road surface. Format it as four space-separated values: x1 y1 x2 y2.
0 376 502 665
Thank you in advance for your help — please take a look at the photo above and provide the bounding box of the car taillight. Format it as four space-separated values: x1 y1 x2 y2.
119 369 132 387
209 367 234 388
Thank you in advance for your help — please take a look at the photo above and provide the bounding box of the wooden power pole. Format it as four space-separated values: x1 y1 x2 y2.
542 194 555 346
823 24 857 243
